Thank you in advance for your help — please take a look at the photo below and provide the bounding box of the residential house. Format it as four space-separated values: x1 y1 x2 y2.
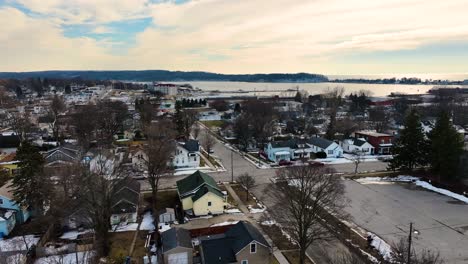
354 131 394 155
200 221 271 264
340 138 375 155
161 227 193 264
159 208 176 224
308 137 343 158
264 138 311 163
110 178 140 225
0 209 16 237
0 181 31 236
176 171 226 216
44 144 81 167
0 153 19 176
173 140 200 169
0 132 20 154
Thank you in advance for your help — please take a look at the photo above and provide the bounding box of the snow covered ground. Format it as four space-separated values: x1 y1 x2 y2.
248 203 266 213
34 251 95 264
224 208 242 214
211 221 239 227
112 222 139 232
356 175 468 203
0 235 40 252
140 212 155 231
60 229 94 240
368 232 393 260
158 223 171 233
174 166 214 176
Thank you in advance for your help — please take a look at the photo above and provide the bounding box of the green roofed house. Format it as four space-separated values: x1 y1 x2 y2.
176 170 226 216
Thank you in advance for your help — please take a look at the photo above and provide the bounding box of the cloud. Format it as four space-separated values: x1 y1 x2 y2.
2 0 468 73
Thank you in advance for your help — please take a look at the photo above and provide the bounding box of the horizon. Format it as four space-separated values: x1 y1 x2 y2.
1 1 468 74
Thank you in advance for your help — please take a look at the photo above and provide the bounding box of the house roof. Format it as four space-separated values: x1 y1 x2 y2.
111 199 137 214
182 139 199 152
200 221 270 263
161 227 192 253
355 131 392 138
353 138 368 147
270 138 307 149
225 221 269 253
0 180 14 200
192 185 224 202
159 208 175 215
0 153 17 163
308 137 334 149
0 134 20 148
45 144 80 163
176 170 219 197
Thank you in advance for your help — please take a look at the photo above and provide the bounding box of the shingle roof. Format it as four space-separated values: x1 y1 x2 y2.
176 171 219 197
0 180 13 200
308 137 334 149
200 221 270 263
182 139 199 152
0 134 20 148
353 138 368 147
225 221 269 252
161 227 192 253
192 185 224 202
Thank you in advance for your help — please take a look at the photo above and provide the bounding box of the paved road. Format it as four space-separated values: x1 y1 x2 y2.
344 178 468 263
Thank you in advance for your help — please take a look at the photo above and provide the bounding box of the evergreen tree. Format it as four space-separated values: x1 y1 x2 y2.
389 109 429 171
428 111 464 180
174 101 185 135
12 141 50 215
64 84 71 94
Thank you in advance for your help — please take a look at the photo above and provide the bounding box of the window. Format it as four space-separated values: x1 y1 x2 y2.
208 201 212 206
328 150 333 155
250 243 256 253
241 261 248 264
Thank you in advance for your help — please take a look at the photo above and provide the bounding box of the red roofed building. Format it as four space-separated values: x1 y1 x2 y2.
354 131 394 155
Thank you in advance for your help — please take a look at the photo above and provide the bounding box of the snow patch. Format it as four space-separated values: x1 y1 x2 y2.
158 223 171 233
60 229 93 240
112 223 139 232
211 221 239 227
0 235 40 252
260 220 276 226
224 208 242 214
140 212 156 231
34 251 95 264
368 232 393 260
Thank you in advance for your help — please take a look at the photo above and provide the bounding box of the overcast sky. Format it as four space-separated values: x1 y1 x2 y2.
1 0 468 74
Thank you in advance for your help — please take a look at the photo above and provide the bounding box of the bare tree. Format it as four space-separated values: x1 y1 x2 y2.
71 104 98 150
201 130 216 157
7 111 32 141
95 100 129 146
236 173 256 201
142 120 176 231
49 94 66 143
323 87 345 140
390 238 444 264
234 114 252 151
350 150 365 175
192 122 201 139
269 165 346 264
77 150 128 257
369 106 388 132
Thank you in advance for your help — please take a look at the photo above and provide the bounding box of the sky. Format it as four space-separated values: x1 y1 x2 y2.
1 0 468 75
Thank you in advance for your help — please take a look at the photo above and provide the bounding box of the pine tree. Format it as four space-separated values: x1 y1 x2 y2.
174 101 185 135
12 141 50 215
428 111 464 180
389 109 429 171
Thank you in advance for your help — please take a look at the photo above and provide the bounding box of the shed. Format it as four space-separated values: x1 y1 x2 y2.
159 208 176 224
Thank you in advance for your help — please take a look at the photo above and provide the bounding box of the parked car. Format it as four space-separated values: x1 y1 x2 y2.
279 160 293 166
308 161 324 167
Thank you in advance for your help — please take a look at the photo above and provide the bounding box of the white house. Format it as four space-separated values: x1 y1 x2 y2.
153 83 178 96
172 140 200 169
340 138 374 155
307 137 343 158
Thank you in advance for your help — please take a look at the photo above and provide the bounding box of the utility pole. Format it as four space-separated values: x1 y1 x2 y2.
231 150 234 182
407 222 413 264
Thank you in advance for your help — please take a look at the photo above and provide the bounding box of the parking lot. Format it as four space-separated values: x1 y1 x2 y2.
344 178 468 263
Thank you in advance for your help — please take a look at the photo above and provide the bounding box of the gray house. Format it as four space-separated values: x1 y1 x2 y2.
200 221 270 264
161 227 193 264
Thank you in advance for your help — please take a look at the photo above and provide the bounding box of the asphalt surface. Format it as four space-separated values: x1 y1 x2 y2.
344 179 468 263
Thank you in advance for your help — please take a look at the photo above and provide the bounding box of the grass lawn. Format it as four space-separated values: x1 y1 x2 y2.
143 190 180 211
132 230 149 262
109 231 134 262
283 250 314 264
260 224 297 251
231 184 257 208
270 255 280 264
219 185 238 207
201 120 225 128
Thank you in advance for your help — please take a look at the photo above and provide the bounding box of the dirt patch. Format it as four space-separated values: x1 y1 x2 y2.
219 185 237 207
231 184 259 208
260 224 297 251
131 230 149 263
109 231 134 262
143 190 180 212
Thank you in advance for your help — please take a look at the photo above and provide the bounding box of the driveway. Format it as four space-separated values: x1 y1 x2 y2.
344 178 468 263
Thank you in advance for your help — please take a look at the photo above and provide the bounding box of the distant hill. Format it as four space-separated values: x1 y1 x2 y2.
0 70 328 83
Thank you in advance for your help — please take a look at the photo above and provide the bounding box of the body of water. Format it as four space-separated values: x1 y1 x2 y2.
329 73 468 81
174 81 466 97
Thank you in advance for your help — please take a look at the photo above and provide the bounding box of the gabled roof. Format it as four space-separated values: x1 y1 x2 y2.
308 137 334 149
45 144 80 162
0 180 14 200
270 138 307 149
182 139 199 152
225 221 269 253
111 199 137 214
353 138 368 147
161 227 192 253
192 185 224 202
200 221 270 263
176 171 219 197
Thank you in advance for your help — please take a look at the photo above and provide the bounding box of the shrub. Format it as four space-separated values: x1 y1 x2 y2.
316 152 327 159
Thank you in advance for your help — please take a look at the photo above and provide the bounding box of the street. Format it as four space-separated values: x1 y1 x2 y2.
344 178 468 263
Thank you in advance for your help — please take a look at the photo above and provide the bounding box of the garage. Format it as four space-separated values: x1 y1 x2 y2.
168 252 188 264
